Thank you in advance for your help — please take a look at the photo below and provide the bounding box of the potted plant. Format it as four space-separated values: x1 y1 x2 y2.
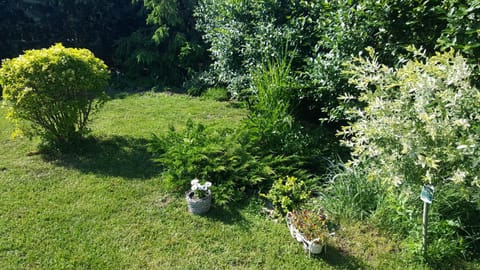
186 179 212 215
286 209 336 255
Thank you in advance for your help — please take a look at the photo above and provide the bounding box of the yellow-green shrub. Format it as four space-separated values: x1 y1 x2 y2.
0 43 109 146
261 176 311 216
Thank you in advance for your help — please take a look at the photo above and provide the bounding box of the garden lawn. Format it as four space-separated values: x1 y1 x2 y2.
0 92 468 269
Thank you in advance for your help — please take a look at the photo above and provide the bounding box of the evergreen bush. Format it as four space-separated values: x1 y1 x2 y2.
149 120 273 206
0 43 109 147
148 119 317 207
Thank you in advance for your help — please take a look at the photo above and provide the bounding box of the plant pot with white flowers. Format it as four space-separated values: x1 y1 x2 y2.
186 179 212 215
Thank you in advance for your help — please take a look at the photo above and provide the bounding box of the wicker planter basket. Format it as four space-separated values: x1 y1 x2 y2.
186 190 212 215
286 212 326 255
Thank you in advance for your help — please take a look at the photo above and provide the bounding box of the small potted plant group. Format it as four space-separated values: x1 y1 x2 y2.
286 209 336 255
186 178 212 215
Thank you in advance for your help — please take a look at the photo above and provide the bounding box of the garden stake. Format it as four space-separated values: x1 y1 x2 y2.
420 185 434 261
422 201 428 260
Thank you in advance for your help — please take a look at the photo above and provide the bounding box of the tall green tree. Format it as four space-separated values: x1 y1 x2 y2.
125 0 208 86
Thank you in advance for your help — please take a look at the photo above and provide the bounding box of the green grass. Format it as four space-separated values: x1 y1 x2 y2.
0 92 477 269
91 91 245 138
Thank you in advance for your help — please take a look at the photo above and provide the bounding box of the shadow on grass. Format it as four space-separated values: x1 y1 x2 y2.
205 206 249 225
41 136 161 180
313 245 366 269
200 198 259 230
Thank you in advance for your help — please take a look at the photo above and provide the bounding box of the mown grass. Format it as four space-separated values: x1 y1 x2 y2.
0 92 475 269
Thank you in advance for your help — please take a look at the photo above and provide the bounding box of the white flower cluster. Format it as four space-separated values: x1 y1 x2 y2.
191 178 212 191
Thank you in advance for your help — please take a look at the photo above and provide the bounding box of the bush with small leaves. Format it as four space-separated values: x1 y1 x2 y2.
148 119 315 207
0 43 110 147
342 47 480 188
261 176 312 216
341 47 480 262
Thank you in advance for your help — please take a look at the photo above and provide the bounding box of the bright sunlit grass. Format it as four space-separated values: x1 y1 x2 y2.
1 92 473 269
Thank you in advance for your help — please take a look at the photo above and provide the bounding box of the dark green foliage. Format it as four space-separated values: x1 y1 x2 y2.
301 0 449 120
432 184 480 259
437 0 480 61
198 0 328 102
150 120 274 206
195 0 295 96
372 0 446 62
196 0 479 123
243 55 342 167
195 0 378 119
128 0 209 87
437 0 480 85
292 0 378 120
113 28 165 86
148 117 321 207
0 0 209 89
0 0 144 65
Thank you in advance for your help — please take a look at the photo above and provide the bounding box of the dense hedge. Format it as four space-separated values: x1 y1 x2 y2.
196 0 480 122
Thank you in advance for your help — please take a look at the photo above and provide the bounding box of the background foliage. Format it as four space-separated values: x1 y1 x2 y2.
195 0 480 122
0 0 144 66
2 0 478 97
121 0 208 87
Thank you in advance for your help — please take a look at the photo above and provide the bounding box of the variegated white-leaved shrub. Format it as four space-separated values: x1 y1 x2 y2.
340 47 480 188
